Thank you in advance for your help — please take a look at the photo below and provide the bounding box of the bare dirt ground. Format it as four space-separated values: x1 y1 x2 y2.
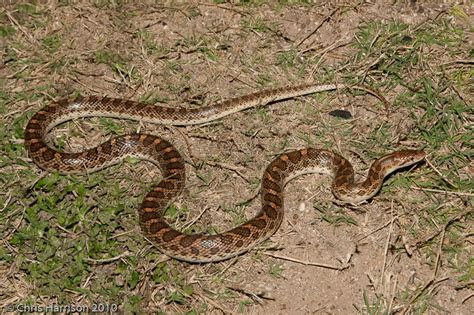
1 1 473 314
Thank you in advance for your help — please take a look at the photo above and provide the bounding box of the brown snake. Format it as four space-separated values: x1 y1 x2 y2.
24 83 426 262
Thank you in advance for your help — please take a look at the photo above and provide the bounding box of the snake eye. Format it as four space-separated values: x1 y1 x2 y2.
402 150 426 167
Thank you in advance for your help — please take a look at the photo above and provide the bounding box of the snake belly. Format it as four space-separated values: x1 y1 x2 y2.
24 83 425 262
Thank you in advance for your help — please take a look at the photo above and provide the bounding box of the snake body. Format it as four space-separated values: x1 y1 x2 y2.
24 83 425 262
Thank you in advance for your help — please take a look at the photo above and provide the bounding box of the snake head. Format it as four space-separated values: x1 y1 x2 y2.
395 149 426 165
381 149 426 174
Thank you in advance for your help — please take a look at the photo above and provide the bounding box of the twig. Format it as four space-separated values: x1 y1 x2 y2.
449 83 468 107
176 123 197 166
195 291 234 313
360 52 385 83
388 274 399 314
424 157 458 188
356 216 397 242
400 277 449 315
182 206 210 230
408 208 472 249
379 205 395 289
410 187 474 197
227 285 273 303
440 59 474 66
263 252 350 271
86 251 131 263
216 256 239 277
461 293 474 304
351 84 390 111
0 191 12 212
454 280 474 290
205 160 251 183
5 10 40 46
309 38 352 72
294 7 340 48
199 3 248 16
303 36 351 55
401 209 471 313
433 220 446 278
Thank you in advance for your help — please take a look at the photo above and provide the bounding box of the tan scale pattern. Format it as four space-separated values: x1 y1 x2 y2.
24 83 426 262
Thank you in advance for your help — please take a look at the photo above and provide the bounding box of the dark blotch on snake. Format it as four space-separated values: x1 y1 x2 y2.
162 229 181 242
163 149 180 160
140 210 159 222
149 221 168 234
190 247 199 256
306 148 321 159
263 192 282 205
100 141 113 155
271 158 287 170
141 199 158 209
262 178 281 192
219 234 234 245
26 121 41 130
45 104 60 113
122 100 135 108
147 189 165 199
96 152 110 165
41 149 55 162
268 221 276 231
337 157 350 168
165 162 184 170
235 240 244 248
179 234 201 247
334 176 351 188
28 141 43 153
169 244 179 251
209 247 220 255
249 219 267 229
265 168 281 182
154 141 170 152
229 226 251 237
142 135 155 146
287 150 302 163
370 162 383 176
263 205 278 219
176 108 189 116
33 112 46 121
127 134 141 142
338 161 353 176
159 180 176 190
25 130 41 141
86 147 99 159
